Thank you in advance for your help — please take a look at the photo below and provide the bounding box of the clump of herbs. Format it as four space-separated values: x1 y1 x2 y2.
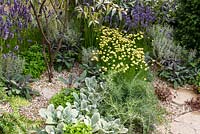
0 53 39 99
63 122 92 134
49 88 79 108
20 44 46 78
100 71 165 134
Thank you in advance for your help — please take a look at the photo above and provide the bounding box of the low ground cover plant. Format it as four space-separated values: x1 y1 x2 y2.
38 77 128 134
63 122 92 134
49 88 79 108
0 95 43 134
20 44 46 78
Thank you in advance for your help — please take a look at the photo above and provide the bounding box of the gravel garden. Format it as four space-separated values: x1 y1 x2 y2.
0 0 200 134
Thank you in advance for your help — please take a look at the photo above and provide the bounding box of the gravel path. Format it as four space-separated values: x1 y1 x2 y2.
154 79 200 134
0 64 82 120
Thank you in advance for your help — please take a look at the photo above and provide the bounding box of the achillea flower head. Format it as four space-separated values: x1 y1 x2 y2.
93 27 148 73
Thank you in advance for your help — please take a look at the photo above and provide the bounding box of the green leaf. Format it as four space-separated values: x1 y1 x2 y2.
111 8 116 17
118 11 122 21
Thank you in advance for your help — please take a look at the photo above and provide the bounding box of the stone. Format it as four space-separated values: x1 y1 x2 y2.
169 112 200 134
170 121 196 134
172 89 197 105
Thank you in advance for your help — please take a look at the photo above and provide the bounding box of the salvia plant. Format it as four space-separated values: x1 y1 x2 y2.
38 76 128 134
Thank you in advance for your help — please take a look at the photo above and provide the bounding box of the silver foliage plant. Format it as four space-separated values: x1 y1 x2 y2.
39 76 128 134
0 54 25 79
150 24 183 63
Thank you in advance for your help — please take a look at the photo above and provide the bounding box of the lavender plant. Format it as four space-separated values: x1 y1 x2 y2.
0 0 37 53
123 4 155 32
124 3 155 32
149 24 182 63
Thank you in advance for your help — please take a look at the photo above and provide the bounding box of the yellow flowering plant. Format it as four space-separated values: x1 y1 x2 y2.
92 27 148 76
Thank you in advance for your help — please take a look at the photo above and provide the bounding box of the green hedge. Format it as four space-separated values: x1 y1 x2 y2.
174 0 200 52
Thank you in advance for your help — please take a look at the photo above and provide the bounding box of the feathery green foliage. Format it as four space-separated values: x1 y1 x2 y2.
100 71 165 134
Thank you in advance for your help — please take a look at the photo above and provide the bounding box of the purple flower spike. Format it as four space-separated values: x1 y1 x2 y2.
14 45 19 51
2 54 7 59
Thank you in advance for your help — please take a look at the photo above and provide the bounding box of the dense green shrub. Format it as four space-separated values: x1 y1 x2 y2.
100 71 165 134
63 122 92 134
20 44 46 78
174 0 200 51
49 88 79 108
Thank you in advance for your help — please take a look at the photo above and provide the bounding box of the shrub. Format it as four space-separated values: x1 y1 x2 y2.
0 53 25 79
63 122 92 134
54 23 81 72
0 53 38 99
0 112 43 134
20 44 46 78
159 51 200 88
174 0 200 52
150 24 183 63
149 25 200 88
93 27 148 75
49 88 79 108
100 71 165 134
